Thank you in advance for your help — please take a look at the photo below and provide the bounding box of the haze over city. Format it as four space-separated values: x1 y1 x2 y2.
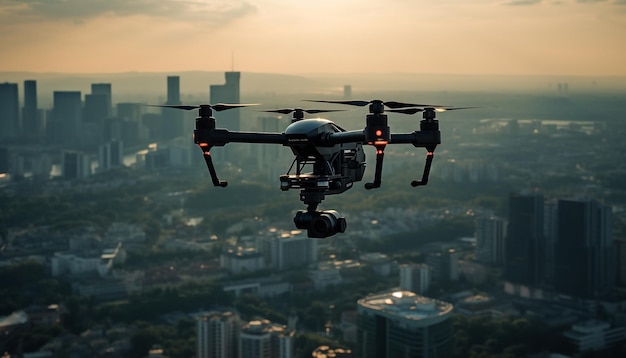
1 0 626 76
2 1 626 358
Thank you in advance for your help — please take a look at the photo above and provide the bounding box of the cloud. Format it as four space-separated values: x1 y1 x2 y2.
0 0 257 25
502 0 543 5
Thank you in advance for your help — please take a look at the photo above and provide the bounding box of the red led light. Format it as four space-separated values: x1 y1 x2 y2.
375 129 383 137
199 143 209 147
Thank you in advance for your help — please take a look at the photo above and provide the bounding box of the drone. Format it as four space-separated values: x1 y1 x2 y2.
152 100 474 238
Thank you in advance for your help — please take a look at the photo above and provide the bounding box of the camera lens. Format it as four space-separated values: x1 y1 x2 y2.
293 210 347 238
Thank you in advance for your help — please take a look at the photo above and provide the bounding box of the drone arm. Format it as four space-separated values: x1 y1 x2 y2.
199 129 287 145
389 130 441 187
326 130 365 145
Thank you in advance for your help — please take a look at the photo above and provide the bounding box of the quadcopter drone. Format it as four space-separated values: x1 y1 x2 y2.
153 100 473 238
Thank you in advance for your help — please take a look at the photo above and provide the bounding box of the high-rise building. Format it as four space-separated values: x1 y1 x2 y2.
0 147 9 174
616 238 626 290
399 264 431 294
22 80 41 137
239 319 294 358
50 91 82 145
91 83 112 118
161 76 184 140
343 85 352 99
98 140 123 173
268 231 318 271
197 310 240 358
504 192 545 286
475 216 505 265
0 82 20 140
554 198 614 299
256 116 284 172
62 151 91 179
356 290 454 358
210 72 241 131
426 249 459 281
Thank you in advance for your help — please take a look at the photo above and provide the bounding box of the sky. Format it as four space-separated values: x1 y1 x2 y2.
1 0 625 76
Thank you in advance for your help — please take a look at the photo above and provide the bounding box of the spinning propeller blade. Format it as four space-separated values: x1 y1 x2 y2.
303 99 442 108
148 103 259 111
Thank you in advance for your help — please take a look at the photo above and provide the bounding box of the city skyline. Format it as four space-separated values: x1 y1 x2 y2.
1 1 625 76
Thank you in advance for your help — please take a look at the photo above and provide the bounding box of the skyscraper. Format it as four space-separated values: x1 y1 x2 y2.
210 72 241 131
0 82 19 140
62 151 91 179
197 310 240 358
91 83 112 118
554 198 614 299
504 192 545 286
50 91 82 145
399 264 431 294
475 216 505 265
22 80 41 137
356 290 454 358
161 76 184 140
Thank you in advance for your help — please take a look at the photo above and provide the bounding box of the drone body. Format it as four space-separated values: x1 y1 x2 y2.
154 100 472 238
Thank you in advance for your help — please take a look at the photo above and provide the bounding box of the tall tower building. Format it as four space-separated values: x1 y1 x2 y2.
504 191 545 286
0 82 20 140
554 199 614 299
91 83 112 117
356 290 454 358
399 264 431 294
475 216 505 265
22 80 41 137
62 151 91 179
197 310 240 358
161 76 184 140
268 231 318 271
210 72 241 131
50 91 82 145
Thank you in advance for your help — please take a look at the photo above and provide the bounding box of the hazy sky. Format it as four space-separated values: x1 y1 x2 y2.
1 0 625 76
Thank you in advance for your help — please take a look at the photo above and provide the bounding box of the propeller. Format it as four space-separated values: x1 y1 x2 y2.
148 103 259 112
388 106 479 115
261 108 345 115
303 99 442 109
261 108 346 122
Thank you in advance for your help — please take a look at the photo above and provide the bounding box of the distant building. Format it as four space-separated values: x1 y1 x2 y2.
210 72 241 131
196 310 240 358
98 140 124 173
563 320 625 352
0 82 19 140
426 249 459 281
504 191 545 286
22 80 42 137
615 238 626 290
554 198 614 299
220 247 265 274
91 83 112 116
62 151 91 179
343 85 352 99
475 216 505 265
356 290 454 358
161 75 184 140
267 231 318 271
51 91 82 145
312 346 353 358
399 263 431 294
239 319 294 358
